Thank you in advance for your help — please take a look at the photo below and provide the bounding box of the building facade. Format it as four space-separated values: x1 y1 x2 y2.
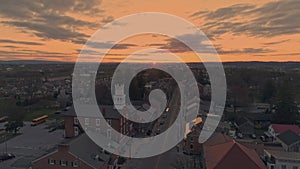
264 149 300 169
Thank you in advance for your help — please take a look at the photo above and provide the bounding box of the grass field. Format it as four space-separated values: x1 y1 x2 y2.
0 98 62 122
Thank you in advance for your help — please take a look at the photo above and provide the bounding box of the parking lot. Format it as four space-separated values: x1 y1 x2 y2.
0 122 64 168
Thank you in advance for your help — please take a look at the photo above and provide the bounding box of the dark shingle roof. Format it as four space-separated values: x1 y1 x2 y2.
62 106 76 116
69 134 110 168
277 130 300 146
100 105 121 119
62 105 121 119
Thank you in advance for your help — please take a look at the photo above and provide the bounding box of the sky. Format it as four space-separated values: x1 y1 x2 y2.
0 0 299 62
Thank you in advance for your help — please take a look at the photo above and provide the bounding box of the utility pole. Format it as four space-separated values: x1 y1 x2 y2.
4 134 8 154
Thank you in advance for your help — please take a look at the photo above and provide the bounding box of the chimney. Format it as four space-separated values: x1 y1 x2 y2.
58 144 70 152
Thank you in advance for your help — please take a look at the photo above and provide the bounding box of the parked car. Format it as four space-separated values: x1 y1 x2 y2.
146 130 151 136
48 127 57 132
54 111 61 115
0 153 15 162
250 134 257 139
260 136 266 142
237 133 244 139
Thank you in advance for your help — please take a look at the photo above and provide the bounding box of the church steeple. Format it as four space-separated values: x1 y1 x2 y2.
113 84 126 109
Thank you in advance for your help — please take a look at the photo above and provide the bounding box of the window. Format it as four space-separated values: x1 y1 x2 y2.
60 160 67 167
74 126 79 136
107 119 112 126
190 137 194 142
48 159 56 165
74 117 78 125
293 166 298 169
107 129 112 139
72 161 79 167
84 118 89 125
190 144 194 150
96 119 101 126
281 165 287 169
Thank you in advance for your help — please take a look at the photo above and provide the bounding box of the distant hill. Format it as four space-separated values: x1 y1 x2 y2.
0 60 70 65
1 60 300 68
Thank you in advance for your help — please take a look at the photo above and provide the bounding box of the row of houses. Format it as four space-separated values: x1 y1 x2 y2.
182 117 300 169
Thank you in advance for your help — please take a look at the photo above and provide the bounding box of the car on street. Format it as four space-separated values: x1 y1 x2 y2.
250 134 257 139
0 153 15 162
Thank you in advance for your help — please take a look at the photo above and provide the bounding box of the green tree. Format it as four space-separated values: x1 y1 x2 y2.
275 80 298 124
262 79 276 103
5 120 24 134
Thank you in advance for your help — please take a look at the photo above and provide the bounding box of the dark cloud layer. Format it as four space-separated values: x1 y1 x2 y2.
0 0 103 44
191 0 300 38
262 39 290 45
217 47 275 55
86 41 137 50
157 34 216 54
0 39 43 46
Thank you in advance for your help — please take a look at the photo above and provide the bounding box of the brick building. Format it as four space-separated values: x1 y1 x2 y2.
32 134 111 169
183 117 203 155
63 105 132 139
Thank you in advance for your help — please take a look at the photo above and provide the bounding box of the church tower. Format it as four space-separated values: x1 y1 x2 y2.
113 84 126 109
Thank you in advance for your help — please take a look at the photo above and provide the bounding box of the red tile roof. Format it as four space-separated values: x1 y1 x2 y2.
204 141 267 169
204 133 232 146
271 124 300 135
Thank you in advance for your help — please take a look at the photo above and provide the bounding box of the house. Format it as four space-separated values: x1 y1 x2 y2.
276 130 300 152
216 121 231 134
204 140 267 169
107 156 126 169
268 124 300 140
202 132 264 159
264 149 300 169
235 117 255 135
243 112 273 128
32 134 111 169
238 139 265 157
63 84 133 139
249 103 271 113
63 107 82 138
63 105 132 139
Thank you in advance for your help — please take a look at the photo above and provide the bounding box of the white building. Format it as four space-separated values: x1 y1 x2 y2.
264 149 300 169
113 84 126 110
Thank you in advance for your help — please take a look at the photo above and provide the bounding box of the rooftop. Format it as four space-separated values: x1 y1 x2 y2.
271 124 300 135
204 140 266 169
62 105 121 119
69 134 110 168
265 149 300 160
277 130 300 146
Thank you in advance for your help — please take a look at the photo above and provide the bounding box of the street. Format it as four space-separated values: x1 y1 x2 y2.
128 87 183 169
